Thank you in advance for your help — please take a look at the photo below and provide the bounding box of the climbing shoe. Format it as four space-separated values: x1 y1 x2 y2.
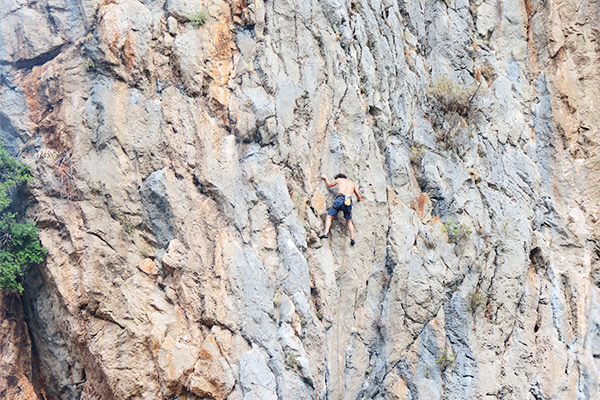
350 239 355 246
319 234 328 239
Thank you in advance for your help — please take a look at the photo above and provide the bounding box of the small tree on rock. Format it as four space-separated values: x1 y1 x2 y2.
0 143 46 293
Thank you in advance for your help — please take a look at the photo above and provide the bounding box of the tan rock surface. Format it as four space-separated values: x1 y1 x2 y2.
0 0 599 399
0 293 40 400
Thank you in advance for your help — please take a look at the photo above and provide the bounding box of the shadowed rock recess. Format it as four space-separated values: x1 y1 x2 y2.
1 0 599 398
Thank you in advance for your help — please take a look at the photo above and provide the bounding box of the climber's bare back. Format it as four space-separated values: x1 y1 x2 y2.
335 178 356 197
321 174 363 201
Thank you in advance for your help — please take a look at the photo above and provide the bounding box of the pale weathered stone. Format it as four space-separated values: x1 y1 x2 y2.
0 294 39 400
0 0 599 398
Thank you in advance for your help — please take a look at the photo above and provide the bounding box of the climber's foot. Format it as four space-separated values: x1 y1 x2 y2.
350 239 356 246
319 234 328 239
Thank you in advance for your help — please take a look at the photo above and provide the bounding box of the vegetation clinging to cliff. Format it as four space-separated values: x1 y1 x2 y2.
0 143 46 293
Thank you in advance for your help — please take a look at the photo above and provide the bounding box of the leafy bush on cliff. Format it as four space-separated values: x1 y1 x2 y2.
442 220 472 244
427 76 485 154
436 349 457 370
429 76 480 117
191 7 209 27
0 143 46 293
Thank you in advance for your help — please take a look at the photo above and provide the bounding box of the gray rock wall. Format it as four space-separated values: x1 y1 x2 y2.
1 0 599 399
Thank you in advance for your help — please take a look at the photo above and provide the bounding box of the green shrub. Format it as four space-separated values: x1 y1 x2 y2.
429 76 480 117
436 349 457 370
0 143 47 293
191 7 209 27
467 292 485 314
409 144 424 165
121 218 134 235
442 220 472 244
422 232 436 249
85 57 96 71
285 352 300 371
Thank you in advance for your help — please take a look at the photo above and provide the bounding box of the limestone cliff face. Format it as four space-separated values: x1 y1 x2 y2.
1 0 599 398
0 293 41 400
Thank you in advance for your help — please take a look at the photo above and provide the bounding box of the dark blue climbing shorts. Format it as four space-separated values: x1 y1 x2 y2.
328 195 352 220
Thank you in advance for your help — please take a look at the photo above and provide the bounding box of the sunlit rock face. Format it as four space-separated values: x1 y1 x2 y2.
0 293 39 400
1 0 599 398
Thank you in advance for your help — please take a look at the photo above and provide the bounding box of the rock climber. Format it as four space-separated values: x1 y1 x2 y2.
319 173 363 246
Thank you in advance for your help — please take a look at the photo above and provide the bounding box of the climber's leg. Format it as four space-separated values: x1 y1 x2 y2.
320 215 334 239
346 219 356 245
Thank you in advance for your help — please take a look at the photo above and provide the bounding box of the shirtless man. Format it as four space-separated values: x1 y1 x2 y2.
319 173 364 246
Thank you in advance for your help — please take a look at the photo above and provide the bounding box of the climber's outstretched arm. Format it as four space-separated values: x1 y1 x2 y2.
321 175 338 188
354 186 364 202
